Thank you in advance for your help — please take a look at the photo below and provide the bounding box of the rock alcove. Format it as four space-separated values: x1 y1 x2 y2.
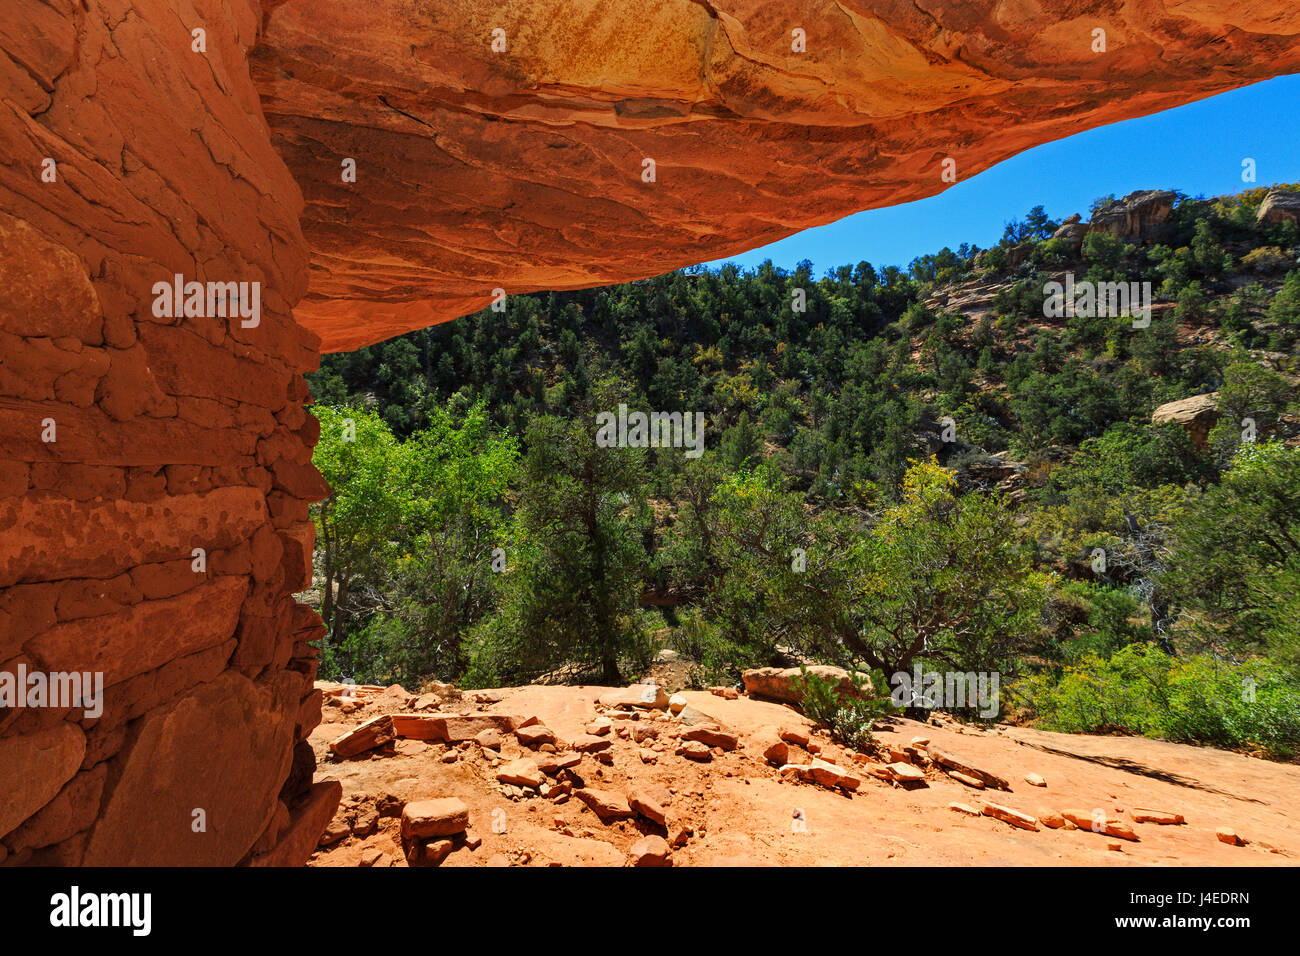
1 0 1297 865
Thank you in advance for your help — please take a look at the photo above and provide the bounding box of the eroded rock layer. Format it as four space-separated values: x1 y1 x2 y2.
0 0 329 866
253 0 1300 350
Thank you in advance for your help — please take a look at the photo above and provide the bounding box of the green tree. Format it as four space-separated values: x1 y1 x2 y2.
468 401 652 685
1163 442 1300 665
1207 360 1294 461
357 404 518 682
701 459 1045 685
1269 269 1300 325
310 406 405 643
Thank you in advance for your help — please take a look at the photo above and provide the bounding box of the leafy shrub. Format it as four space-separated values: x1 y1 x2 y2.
793 666 895 750
1013 644 1300 757
1269 270 1300 325
669 610 761 688
1240 246 1292 273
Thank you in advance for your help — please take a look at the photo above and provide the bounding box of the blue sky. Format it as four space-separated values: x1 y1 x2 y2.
707 74 1300 275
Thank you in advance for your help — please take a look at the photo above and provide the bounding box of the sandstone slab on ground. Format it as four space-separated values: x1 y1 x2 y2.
1130 808 1186 825
681 725 739 751
576 789 635 822
496 758 545 789
598 684 670 710
782 759 862 791
1061 809 1140 842
928 746 1010 790
401 798 470 839
742 666 869 705
982 802 1039 831
329 715 396 757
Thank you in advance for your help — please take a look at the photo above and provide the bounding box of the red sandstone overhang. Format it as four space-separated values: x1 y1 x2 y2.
250 0 1300 351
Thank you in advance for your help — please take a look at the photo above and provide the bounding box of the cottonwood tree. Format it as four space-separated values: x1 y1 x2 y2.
359 404 517 681
311 405 404 644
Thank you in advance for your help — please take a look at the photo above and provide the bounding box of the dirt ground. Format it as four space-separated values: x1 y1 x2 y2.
307 683 1300 867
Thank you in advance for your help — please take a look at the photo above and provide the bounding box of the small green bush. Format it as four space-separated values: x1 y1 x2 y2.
793 666 895 751
1013 644 1300 757
670 611 757 689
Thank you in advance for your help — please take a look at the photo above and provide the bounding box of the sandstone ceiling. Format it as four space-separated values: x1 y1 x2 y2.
251 0 1300 351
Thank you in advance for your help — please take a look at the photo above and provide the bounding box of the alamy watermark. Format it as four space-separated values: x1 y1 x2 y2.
889 665 1000 719
1043 273 1151 328
595 404 704 458
0 664 103 719
152 274 260 327
49 886 150 936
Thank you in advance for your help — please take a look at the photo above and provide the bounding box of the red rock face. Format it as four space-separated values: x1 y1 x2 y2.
0 0 1298 867
252 0 1300 351
0 0 327 866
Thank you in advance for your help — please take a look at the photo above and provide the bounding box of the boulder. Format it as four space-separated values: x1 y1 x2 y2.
681 725 739 751
516 724 557 747
1052 213 1089 253
676 741 713 761
390 713 517 742
572 734 611 754
741 666 870 705
598 684 670 710
887 762 926 784
780 727 812 747
781 759 862 791
401 798 469 839
575 788 635 822
1256 188 1300 226
629 835 672 867
535 752 582 775
496 758 545 789
420 839 454 865
628 788 668 826
756 732 789 766
329 715 396 757
1088 190 1178 242
1216 827 1245 846
1151 393 1219 449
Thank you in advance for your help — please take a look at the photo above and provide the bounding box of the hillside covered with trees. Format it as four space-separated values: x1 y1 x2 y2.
306 185 1300 758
